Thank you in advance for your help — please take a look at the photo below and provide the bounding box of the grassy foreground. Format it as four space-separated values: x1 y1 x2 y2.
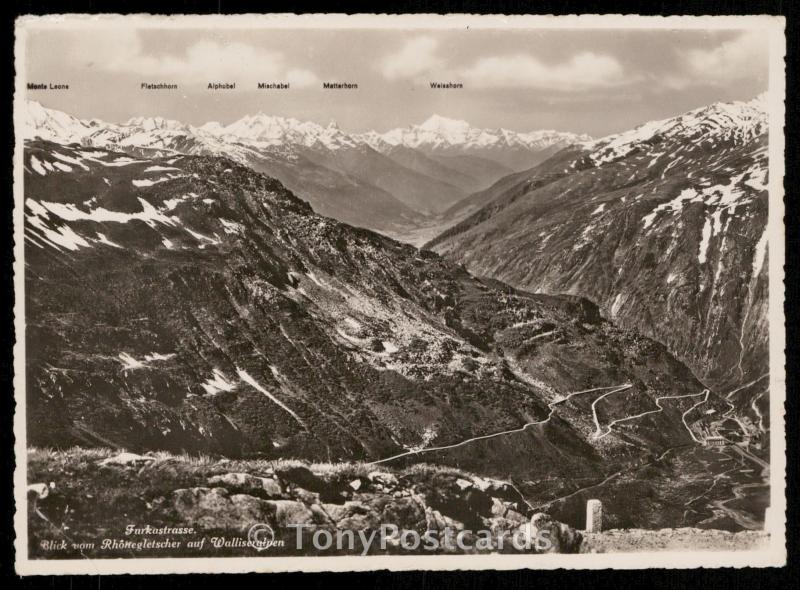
25 447 766 559
26 447 569 558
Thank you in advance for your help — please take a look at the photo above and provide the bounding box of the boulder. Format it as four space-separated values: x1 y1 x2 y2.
425 507 448 531
505 508 528 523
274 465 346 502
425 507 464 532
27 482 54 500
322 501 381 530
291 487 321 505
415 474 493 528
99 452 155 467
490 497 525 519
368 471 398 487
464 488 493 518
207 472 282 497
455 478 473 491
475 478 527 506
265 499 324 529
260 478 283 497
172 487 273 532
518 512 583 554
381 496 426 530
274 465 325 491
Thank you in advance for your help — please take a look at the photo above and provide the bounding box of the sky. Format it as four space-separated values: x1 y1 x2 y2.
22 24 771 137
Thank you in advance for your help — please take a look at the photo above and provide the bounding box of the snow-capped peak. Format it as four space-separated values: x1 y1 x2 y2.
126 116 187 132
418 114 471 134
198 121 225 134
220 113 311 142
586 94 768 166
358 115 589 156
205 112 361 151
21 100 96 143
22 100 591 160
746 92 769 114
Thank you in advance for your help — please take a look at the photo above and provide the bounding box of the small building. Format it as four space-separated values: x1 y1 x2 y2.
704 436 728 447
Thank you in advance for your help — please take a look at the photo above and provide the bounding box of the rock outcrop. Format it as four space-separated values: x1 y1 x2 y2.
27 449 583 558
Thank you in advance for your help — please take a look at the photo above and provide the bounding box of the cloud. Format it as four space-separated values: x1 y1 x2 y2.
379 38 629 91
380 36 443 80
67 30 143 70
459 52 628 91
682 31 768 86
68 33 320 88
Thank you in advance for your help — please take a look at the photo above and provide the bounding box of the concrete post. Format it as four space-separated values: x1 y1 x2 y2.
764 506 774 531
586 499 603 533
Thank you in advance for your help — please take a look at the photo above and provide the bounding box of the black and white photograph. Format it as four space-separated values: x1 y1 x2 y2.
12 13 787 574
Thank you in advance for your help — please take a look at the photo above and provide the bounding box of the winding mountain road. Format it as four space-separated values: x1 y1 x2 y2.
593 389 709 441
726 373 769 399
372 375 766 469
729 444 770 472
369 383 631 465
372 381 715 465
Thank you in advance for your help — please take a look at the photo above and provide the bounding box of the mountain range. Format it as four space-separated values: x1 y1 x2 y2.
22 101 587 237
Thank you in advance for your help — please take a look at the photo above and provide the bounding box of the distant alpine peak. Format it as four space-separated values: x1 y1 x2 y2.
418 114 471 133
22 100 589 157
198 121 225 134
126 116 187 132
746 92 769 113
202 111 362 151
221 112 305 137
359 115 590 154
22 100 96 143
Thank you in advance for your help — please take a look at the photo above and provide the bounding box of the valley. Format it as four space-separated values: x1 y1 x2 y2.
427 95 770 440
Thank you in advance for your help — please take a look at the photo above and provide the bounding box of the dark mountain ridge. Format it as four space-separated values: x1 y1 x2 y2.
24 139 762 529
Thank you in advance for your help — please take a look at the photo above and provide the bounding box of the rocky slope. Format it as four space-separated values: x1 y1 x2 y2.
427 97 770 439
26 448 583 558
23 139 747 530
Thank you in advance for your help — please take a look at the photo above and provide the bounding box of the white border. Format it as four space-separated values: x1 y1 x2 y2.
12 12 792 30
13 13 788 575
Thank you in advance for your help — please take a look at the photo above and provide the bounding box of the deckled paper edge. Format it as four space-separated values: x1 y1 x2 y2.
12 12 788 575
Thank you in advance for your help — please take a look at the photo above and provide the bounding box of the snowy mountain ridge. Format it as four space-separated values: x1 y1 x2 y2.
22 97 767 163
584 94 768 166
356 113 592 154
20 101 590 157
